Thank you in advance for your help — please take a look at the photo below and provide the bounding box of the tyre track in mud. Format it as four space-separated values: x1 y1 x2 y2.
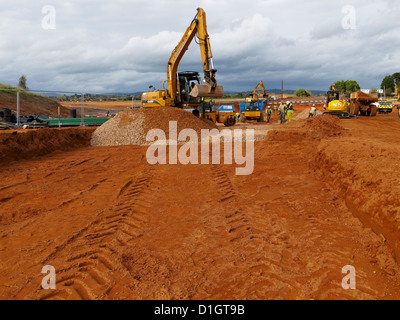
207 164 302 299
205 130 400 299
19 164 164 300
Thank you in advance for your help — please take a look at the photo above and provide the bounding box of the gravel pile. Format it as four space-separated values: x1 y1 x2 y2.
91 107 219 147
91 109 146 146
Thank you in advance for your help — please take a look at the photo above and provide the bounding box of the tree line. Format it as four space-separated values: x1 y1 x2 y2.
381 73 400 95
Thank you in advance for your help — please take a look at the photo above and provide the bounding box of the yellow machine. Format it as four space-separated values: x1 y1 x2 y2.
348 91 379 117
240 81 268 122
391 87 400 117
193 103 237 127
323 83 353 118
141 8 225 111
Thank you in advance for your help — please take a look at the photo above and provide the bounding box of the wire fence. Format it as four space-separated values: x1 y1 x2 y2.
0 89 139 127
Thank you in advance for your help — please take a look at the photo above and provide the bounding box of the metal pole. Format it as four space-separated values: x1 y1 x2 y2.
17 90 20 127
80 94 85 126
281 80 283 101
58 106 61 128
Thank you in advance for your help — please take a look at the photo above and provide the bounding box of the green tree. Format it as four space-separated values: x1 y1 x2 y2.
381 75 395 94
294 89 311 97
333 80 346 93
392 72 400 87
235 92 245 98
332 80 360 93
18 75 28 90
344 80 361 93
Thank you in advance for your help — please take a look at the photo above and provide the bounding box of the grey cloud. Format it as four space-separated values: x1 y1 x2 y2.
0 0 399 93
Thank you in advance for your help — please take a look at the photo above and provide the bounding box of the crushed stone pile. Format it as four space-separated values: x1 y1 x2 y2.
91 107 219 147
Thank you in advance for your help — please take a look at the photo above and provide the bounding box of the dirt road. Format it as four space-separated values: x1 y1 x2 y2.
1 111 400 300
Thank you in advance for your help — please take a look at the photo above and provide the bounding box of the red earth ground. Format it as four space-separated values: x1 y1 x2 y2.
0 108 399 300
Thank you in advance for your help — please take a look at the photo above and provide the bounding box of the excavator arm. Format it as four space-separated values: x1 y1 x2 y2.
252 81 268 100
167 15 198 105
246 81 268 103
167 8 223 103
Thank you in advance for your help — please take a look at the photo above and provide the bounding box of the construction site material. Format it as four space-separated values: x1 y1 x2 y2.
0 108 51 128
0 122 11 130
348 91 379 117
91 107 218 147
44 117 111 127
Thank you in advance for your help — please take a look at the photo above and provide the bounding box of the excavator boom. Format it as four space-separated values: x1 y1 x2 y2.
142 8 223 109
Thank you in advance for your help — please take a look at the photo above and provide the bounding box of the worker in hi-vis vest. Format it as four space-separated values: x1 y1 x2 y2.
286 101 293 123
279 101 287 124
265 105 272 123
309 104 317 118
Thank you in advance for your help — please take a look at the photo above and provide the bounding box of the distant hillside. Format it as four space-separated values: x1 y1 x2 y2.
0 84 70 117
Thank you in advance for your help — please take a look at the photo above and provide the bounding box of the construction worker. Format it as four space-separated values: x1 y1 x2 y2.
286 100 293 123
279 101 287 124
265 105 272 123
236 112 240 122
309 104 317 118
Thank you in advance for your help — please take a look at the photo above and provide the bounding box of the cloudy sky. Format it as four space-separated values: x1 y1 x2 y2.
0 0 399 94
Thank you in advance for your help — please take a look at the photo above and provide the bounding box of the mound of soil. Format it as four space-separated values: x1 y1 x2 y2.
265 114 343 144
91 107 218 147
304 114 344 137
0 127 96 163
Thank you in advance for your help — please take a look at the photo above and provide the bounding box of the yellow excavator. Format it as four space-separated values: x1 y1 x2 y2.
141 8 236 125
323 83 353 118
239 81 268 122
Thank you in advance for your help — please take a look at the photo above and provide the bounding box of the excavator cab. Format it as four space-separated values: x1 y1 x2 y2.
327 90 340 105
244 97 260 112
178 71 202 106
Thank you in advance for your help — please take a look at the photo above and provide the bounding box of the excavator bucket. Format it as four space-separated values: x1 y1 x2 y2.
190 84 224 98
